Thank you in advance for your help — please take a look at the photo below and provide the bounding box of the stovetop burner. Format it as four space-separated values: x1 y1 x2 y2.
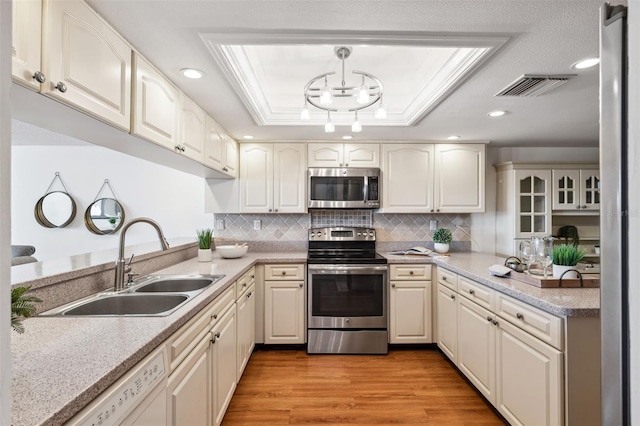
307 227 387 265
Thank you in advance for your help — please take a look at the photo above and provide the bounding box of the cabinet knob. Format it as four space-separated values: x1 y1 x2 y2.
469 289 475 295
268 209 273 212
516 312 524 320
430 209 434 213
339 163 344 167
299 283 303 288
281 271 286 275
247 292 252 298
175 145 182 152
222 167 228 172
450 294 455 300
582 205 587 209
576 205 582 209
212 313 218 320
436 209 440 212
391 283 396 288
345 163 349 167
243 282 247 287
55 82 67 93
32 71 46 83
492 320 499 326
487 316 493 322
275 209 278 212
442 276 447 281
215 332 221 338
251 275 255 279
409 271 414 275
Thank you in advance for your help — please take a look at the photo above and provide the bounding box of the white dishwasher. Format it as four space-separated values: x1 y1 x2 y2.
68 346 168 426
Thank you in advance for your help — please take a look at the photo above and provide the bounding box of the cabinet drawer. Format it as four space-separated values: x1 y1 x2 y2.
390 264 431 281
264 264 304 280
458 276 495 311
436 267 458 291
237 266 256 300
496 293 563 350
167 284 234 371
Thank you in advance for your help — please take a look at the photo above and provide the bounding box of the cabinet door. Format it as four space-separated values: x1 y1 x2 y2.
223 134 239 178
12 0 43 90
236 285 255 379
42 0 132 130
132 54 179 150
273 144 306 213
457 296 496 404
381 144 434 212
264 280 305 344
307 143 343 167
344 144 379 167
204 115 226 171
514 169 552 238
166 335 211 426
579 169 600 211
434 144 485 213
240 144 273 212
389 280 432 343
436 283 458 363
495 318 563 426
552 169 580 210
211 306 237 426
178 95 206 162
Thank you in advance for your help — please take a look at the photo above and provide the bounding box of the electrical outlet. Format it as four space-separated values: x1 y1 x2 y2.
429 220 437 231
216 219 225 230
253 219 261 230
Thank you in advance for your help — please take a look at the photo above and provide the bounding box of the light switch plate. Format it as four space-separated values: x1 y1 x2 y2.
429 220 437 231
216 219 225 230
253 219 261 230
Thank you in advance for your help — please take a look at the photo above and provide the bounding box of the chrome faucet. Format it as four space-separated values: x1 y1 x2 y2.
114 217 170 291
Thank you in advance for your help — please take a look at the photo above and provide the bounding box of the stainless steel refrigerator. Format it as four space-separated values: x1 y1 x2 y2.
600 3 630 425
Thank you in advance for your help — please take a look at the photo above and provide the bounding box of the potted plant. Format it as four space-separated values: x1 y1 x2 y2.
196 228 214 262
11 286 42 334
108 217 117 229
432 227 452 254
551 244 586 278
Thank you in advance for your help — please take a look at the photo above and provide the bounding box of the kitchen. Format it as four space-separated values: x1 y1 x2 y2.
1 0 639 425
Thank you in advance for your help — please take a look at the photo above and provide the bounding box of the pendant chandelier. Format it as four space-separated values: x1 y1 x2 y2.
301 46 386 133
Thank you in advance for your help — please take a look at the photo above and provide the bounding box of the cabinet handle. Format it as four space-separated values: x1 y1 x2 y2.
299 283 303 288
516 313 524 320
55 82 67 93
487 316 493 322
211 331 221 343
450 294 455 300
469 289 475 295
409 271 414 275
175 144 182 152
32 71 46 83
391 283 396 288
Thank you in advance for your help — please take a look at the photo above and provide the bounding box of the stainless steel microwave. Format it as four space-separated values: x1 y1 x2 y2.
308 168 380 209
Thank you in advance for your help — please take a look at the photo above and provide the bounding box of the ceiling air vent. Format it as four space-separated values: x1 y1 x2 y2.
494 74 576 97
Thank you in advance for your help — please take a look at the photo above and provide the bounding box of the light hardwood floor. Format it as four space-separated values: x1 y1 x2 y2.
223 349 506 425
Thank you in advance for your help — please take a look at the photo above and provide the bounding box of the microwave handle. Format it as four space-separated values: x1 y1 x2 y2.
363 176 368 203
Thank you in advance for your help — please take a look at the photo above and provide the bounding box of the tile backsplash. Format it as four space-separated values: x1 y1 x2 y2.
214 211 471 249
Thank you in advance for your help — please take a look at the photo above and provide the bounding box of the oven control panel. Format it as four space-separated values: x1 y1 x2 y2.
309 227 376 241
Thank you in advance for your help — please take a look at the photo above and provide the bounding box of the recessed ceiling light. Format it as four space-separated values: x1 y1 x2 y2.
572 57 600 70
243 135 254 140
342 135 353 140
447 135 460 140
180 68 205 79
488 110 507 117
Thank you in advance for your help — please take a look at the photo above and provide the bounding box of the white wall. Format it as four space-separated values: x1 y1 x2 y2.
0 1 11 422
495 146 599 164
12 121 212 261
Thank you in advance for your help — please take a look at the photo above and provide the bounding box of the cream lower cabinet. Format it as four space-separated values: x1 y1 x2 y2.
435 267 459 362
236 267 256 379
211 304 237 426
264 264 305 344
389 264 432 343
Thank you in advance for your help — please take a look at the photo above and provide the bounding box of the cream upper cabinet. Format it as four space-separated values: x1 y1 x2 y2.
240 143 306 213
552 169 600 211
178 94 206 162
42 0 132 130
204 116 238 177
434 144 485 213
436 283 458 363
514 169 552 238
12 0 44 90
382 144 434 213
308 143 379 167
132 54 179 150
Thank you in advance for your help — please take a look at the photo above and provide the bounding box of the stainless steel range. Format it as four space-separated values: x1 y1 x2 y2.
307 227 388 354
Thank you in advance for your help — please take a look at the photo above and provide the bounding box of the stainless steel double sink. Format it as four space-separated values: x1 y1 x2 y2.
39 274 225 317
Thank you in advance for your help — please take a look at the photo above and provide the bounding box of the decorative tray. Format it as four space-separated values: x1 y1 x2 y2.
508 269 600 288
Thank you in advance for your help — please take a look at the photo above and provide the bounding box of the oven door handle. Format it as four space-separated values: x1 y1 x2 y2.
308 265 388 274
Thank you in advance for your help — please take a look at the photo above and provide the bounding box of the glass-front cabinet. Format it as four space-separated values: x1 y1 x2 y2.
552 169 600 211
515 170 552 238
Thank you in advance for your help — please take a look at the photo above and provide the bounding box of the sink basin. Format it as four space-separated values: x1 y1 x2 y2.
134 276 223 293
61 294 189 316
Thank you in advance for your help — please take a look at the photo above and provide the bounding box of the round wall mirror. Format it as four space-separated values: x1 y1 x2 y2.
34 191 77 228
84 198 125 235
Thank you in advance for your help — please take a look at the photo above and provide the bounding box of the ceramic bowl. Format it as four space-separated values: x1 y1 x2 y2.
216 245 248 259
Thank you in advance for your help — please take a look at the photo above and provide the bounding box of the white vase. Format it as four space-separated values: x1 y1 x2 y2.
552 264 578 279
434 243 450 254
198 248 212 263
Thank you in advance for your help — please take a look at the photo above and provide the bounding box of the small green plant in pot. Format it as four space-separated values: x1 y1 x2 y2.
432 227 452 254
551 244 586 278
196 228 213 262
11 286 42 334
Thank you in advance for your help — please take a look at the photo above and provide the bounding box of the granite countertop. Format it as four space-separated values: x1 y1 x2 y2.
12 249 599 426
383 251 600 317
11 251 307 426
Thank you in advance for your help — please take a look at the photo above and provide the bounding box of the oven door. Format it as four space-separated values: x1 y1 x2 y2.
307 264 388 329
